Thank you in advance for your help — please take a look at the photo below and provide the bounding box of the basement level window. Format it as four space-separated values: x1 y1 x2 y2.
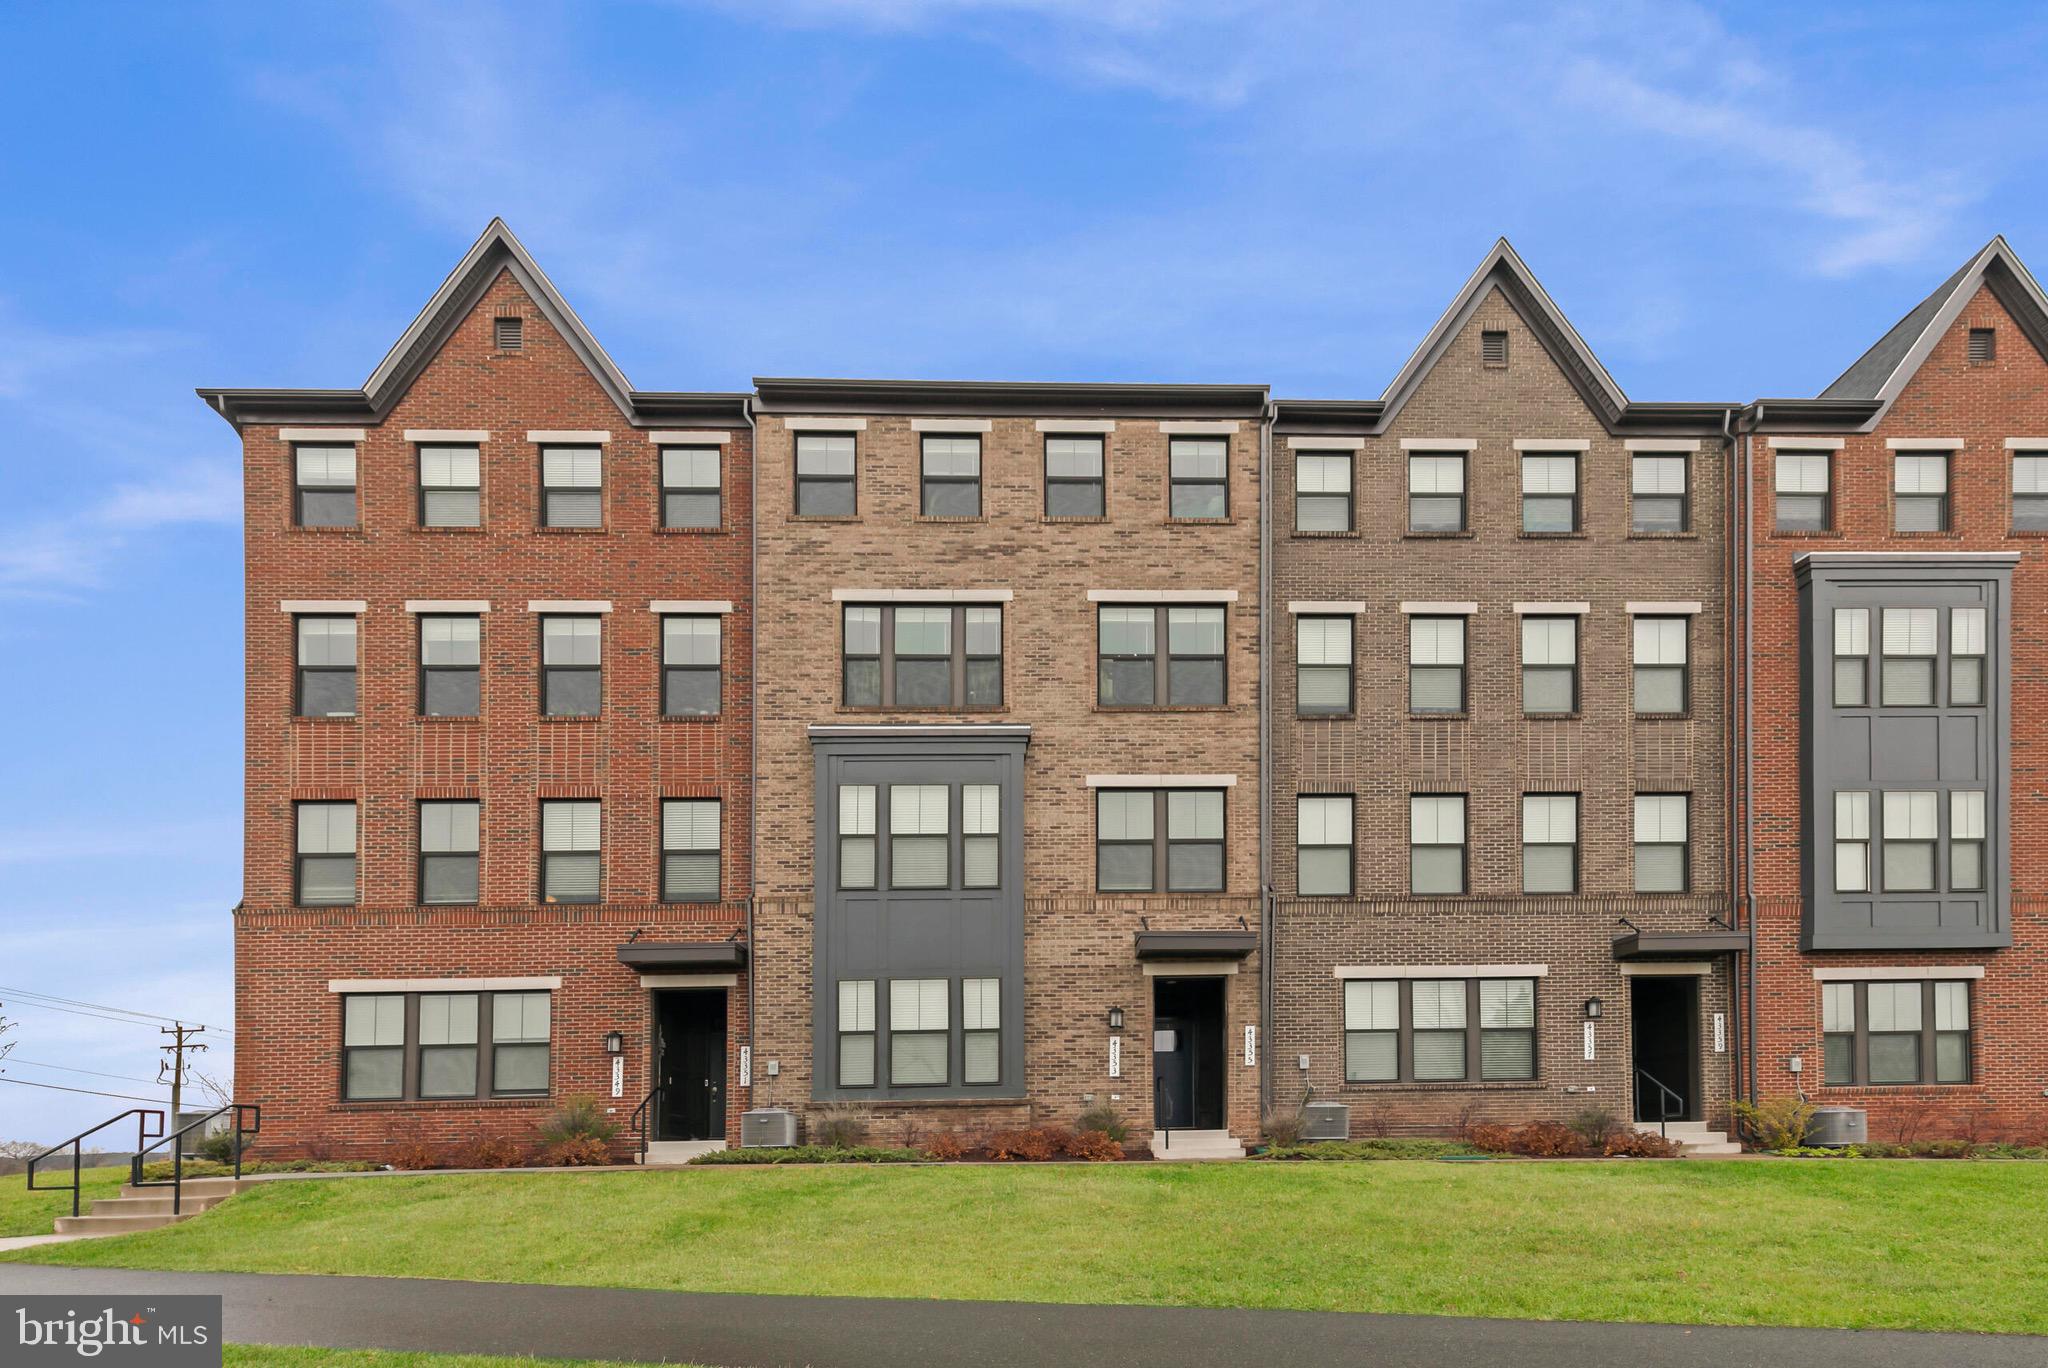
1481 330 1508 367
1968 327 1995 363
494 316 524 351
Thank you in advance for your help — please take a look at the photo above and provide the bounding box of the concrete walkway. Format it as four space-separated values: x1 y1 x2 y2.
1 1265 2040 1368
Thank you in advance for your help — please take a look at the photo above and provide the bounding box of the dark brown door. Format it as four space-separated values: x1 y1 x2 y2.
657 989 727 1140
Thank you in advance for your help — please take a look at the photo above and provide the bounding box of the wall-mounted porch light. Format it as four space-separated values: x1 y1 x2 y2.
1107 1007 1125 1031
1583 998 1604 1021
604 1030 625 1055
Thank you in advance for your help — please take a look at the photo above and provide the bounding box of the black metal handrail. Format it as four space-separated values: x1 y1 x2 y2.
27 1109 164 1219
630 1084 662 1163
130 1103 260 1216
1154 1074 1173 1153
1635 1068 1683 1140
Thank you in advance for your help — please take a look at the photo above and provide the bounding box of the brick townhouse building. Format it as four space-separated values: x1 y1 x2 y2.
200 222 757 1160
1735 237 2048 1139
747 379 1267 1152
1269 242 1743 1145
202 220 2048 1160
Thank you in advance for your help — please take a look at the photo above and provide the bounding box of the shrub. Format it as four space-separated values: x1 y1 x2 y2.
1512 1121 1583 1157
1262 1104 1308 1148
193 1128 240 1165
1603 1129 1682 1158
921 1132 970 1161
1568 1108 1621 1151
809 1103 871 1149
1732 1097 1816 1152
1063 1129 1124 1162
539 1096 620 1148
689 1145 919 1165
1884 1100 1937 1147
541 1136 615 1167
389 1139 439 1171
1074 1104 1129 1144
985 1127 1063 1161
1467 1123 1518 1155
451 1133 525 1169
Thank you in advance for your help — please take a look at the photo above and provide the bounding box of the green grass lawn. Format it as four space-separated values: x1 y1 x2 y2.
0 1164 126 1238
227 1349 693 1368
8 1162 2047 1333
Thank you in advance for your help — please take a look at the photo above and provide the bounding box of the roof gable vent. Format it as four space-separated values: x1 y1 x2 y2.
494 316 524 352
1968 327 1995 363
1481 330 1508 367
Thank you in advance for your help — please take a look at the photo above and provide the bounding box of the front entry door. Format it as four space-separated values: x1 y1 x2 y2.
1629 976 1698 1123
656 989 727 1141
1151 977 1225 1131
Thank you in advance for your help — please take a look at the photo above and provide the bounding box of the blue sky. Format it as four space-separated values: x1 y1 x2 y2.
3 0 2045 1141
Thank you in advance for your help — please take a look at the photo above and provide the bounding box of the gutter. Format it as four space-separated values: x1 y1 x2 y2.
1258 399 1275 1125
1741 404 1760 1110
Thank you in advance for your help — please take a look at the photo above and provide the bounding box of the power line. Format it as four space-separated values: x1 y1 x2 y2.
1 999 175 1029
0 1076 166 1105
5 1058 164 1086
0 985 232 1034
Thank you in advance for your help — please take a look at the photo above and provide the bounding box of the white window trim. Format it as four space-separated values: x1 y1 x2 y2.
528 599 613 613
1085 589 1239 603
1626 601 1703 615
2003 437 2048 449
280 427 365 443
910 418 994 433
1158 420 1240 434
1399 601 1477 615
1086 774 1238 788
1811 966 1984 981
527 430 611 444
1398 438 1478 451
831 588 1013 602
1624 439 1702 452
647 430 733 445
1885 437 1965 450
404 429 490 443
405 600 491 614
1332 964 1548 979
648 599 736 614
1619 962 1713 978
1767 437 1845 450
1286 436 1366 451
1141 961 1239 977
1035 419 1116 433
1287 600 1368 615
1513 602 1590 616
279 599 365 613
783 417 868 432
1512 439 1591 452
638 973 741 989
329 976 561 993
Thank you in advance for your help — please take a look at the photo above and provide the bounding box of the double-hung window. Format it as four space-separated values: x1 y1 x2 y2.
838 785 877 890
842 604 1002 709
1521 452 1578 532
1825 981 1970 1086
541 616 601 716
1880 790 1937 891
296 616 358 717
1342 981 1398 1081
1342 978 1536 1084
920 435 982 517
889 979 949 1086
1521 794 1578 894
1296 616 1353 716
540 799 600 903
2014 451 2048 531
1295 451 1353 532
889 784 950 890
294 445 357 527
962 978 1001 1085
1950 791 1987 891
1478 979 1537 1080
660 446 721 529
1880 608 1937 706
419 444 481 527
661 798 721 902
1950 608 1987 706
1833 608 1870 706
1408 616 1465 714
1520 616 1577 715
837 980 876 1087
1411 980 1467 1081
1633 616 1688 714
540 446 602 528
796 433 856 516
1409 795 1466 895
962 785 999 888
419 800 480 905
1168 437 1228 518
1774 451 1831 531
491 992 551 1094
1097 605 1225 706
421 615 481 716
1045 435 1105 517
1631 452 1689 533
418 994 479 1098
296 801 357 906
1094 788 1224 892
1633 794 1688 893
1893 453 1950 532
662 616 721 717
1296 795 1354 896
1834 791 1870 892
1407 453 1465 532
341 995 403 1100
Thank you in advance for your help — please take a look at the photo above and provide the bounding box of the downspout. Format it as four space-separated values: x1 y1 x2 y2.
1742 404 1760 1109
1719 405 1745 1115
1258 399 1275 1125
743 393 760 1114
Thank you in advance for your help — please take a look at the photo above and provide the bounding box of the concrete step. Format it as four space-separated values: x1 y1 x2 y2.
89 1195 228 1218
642 1140 726 1164
119 1178 253 1200
1683 1142 1743 1156
53 1213 191 1236
1150 1130 1245 1161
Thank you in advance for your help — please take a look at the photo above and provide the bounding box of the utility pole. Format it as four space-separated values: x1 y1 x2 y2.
158 1023 208 1129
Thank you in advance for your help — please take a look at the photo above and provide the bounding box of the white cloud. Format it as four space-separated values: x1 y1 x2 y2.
0 459 241 597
